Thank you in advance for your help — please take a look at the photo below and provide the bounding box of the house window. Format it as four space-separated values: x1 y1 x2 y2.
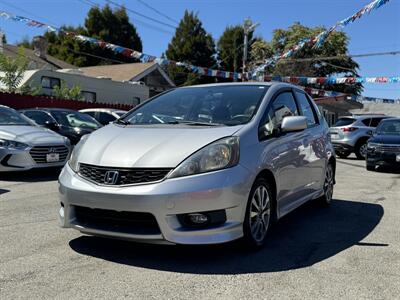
41 76 60 89
81 91 97 103
133 97 141 106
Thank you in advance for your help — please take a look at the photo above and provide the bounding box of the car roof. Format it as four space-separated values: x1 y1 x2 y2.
21 108 78 113
179 81 291 89
80 108 127 113
380 117 400 122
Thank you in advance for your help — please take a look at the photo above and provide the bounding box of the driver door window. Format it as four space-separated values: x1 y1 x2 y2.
263 91 299 137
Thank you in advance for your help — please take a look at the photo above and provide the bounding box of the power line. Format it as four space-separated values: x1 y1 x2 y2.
106 0 176 30
77 0 174 35
135 0 179 25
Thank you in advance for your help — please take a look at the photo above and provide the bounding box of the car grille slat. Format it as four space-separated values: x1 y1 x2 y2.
78 163 172 186
376 145 400 153
29 145 69 164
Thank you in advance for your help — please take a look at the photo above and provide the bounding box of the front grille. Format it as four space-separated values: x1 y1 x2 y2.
74 206 161 235
30 145 69 164
78 163 172 186
376 145 400 153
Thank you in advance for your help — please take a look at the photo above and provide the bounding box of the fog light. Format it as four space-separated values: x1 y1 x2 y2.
188 213 208 224
59 206 65 218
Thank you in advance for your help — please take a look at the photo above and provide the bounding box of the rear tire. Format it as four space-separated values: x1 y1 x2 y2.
242 178 274 249
319 163 334 206
355 140 368 160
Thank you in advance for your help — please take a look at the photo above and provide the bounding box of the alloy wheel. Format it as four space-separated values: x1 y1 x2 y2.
324 165 334 203
359 143 368 158
249 185 271 243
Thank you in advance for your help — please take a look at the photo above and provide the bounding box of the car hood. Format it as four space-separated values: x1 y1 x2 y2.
0 125 66 145
370 135 400 145
78 124 242 168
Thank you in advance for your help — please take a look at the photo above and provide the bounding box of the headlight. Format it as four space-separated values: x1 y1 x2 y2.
68 135 89 172
168 136 240 179
0 139 29 150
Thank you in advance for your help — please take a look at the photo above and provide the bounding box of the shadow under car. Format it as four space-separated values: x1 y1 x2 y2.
69 198 384 275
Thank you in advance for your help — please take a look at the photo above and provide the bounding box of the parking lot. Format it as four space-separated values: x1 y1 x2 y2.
0 158 399 299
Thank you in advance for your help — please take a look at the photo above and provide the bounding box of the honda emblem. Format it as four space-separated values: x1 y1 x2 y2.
104 171 119 185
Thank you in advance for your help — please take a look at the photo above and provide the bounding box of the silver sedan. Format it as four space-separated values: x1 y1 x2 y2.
58 83 335 248
0 106 71 172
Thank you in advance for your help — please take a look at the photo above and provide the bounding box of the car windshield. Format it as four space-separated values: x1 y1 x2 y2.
51 110 101 129
0 107 32 126
122 85 269 126
376 120 400 136
115 112 126 117
333 118 356 127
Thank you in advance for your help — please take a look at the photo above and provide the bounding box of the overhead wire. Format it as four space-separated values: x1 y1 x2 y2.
135 0 179 25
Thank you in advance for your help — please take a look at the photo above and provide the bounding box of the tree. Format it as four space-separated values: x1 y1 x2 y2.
53 81 84 100
217 25 253 73
264 23 362 94
165 10 216 85
0 47 29 93
41 5 142 67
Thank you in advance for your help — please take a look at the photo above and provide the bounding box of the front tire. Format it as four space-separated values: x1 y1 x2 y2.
242 178 273 248
366 163 375 171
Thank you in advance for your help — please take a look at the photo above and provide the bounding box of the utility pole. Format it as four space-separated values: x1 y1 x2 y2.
242 19 259 81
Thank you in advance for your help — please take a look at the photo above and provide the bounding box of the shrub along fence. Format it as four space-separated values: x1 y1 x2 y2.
0 92 134 111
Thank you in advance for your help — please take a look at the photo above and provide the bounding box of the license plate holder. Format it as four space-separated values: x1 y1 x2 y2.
46 153 59 163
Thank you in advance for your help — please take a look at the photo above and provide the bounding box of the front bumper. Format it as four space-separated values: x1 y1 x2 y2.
58 163 254 245
0 146 70 172
366 151 400 167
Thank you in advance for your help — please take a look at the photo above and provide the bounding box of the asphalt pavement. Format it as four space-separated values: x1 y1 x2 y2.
0 158 399 299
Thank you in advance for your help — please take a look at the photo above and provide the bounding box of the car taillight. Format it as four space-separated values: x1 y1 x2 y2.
341 127 358 132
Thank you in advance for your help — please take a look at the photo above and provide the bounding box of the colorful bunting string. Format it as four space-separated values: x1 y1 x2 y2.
252 0 391 76
0 1 397 85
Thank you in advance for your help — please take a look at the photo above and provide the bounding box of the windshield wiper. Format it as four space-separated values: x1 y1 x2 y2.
166 120 223 126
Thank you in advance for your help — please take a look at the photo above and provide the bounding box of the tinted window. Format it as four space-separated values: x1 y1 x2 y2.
334 118 355 127
98 112 116 125
295 91 317 127
263 91 299 135
0 107 31 126
23 111 53 125
50 111 100 129
124 85 268 126
361 119 371 126
370 118 385 127
83 111 96 118
376 120 400 135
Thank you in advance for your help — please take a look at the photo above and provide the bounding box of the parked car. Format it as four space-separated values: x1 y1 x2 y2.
79 108 128 125
20 108 101 145
366 118 400 171
58 83 336 248
329 115 389 159
0 105 71 172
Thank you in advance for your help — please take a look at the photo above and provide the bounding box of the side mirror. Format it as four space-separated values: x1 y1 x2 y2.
281 116 308 133
44 120 59 131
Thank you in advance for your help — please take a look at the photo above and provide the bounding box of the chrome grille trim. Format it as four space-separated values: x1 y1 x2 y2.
376 144 400 153
78 163 172 186
29 145 70 164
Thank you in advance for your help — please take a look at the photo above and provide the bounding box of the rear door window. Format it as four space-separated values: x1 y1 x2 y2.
361 118 371 126
23 111 53 125
370 118 385 127
334 118 355 127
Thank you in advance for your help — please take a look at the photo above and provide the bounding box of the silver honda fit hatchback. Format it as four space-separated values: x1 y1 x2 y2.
58 82 335 247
